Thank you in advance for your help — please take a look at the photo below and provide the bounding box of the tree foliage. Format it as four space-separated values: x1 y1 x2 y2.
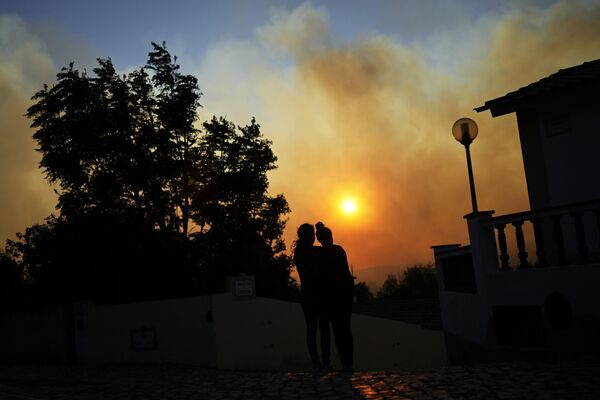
25 43 203 235
3 42 293 304
354 281 374 303
376 264 438 300
0 250 25 310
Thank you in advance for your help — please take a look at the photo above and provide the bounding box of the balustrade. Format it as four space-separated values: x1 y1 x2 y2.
496 224 510 271
572 211 589 264
531 218 548 267
512 221 529 269
552 215 567 266
482 199 600 270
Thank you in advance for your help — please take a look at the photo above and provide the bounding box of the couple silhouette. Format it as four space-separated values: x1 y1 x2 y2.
294 221 355 373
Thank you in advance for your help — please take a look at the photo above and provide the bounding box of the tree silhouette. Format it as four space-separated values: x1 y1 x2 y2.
192 116 292 295
0 249 25 310
4 42 293 304
354 281 374 303
25 43 203 235
376 264 438 300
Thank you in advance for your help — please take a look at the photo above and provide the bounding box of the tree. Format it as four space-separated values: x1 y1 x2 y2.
191 117 292 296
0 249 26 309
25 43 203 235
354 281 374 303
145 43 203 236
376 274 401 300
376 264 438 300
10 42 293 303
401 264 438 298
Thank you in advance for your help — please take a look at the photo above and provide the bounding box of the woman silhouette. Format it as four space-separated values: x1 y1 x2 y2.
293 223 331 371
315 221 354 372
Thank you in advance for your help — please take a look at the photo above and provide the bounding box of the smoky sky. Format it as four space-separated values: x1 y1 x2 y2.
2 1 600 287
0 15 57 244
198 1 600 285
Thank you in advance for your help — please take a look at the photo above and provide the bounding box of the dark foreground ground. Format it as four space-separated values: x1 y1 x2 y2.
1 360 599 400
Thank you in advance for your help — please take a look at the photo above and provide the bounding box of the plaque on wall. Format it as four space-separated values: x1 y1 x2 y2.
227 274 256 298
131 327 157 351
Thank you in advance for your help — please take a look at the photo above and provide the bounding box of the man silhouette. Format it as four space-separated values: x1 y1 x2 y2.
315 222 354 372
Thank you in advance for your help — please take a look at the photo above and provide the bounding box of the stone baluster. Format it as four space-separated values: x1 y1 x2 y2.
495 224 511 271
571 211 589 264
512 221 529 268
552 215 567 265
595 209 600 249
531 218 548 267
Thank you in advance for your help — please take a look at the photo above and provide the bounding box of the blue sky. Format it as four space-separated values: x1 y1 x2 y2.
3 0 556 68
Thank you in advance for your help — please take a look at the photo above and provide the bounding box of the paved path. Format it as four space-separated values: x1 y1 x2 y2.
1 361 599 399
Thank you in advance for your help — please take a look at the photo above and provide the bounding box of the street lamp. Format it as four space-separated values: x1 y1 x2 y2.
452 117 479 213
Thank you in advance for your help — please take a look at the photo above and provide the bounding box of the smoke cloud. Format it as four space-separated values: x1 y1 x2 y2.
0 15 57 244
2 2 600 288
198 1 600 286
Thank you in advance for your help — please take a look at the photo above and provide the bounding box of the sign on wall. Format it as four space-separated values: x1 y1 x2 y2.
131 327 157 351
227 274 256 298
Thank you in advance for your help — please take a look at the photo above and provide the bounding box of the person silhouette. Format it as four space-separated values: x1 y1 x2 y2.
293 223 331 372
315 221 355 372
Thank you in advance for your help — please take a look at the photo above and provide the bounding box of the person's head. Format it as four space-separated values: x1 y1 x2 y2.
296 223 315 246
315 221 333 246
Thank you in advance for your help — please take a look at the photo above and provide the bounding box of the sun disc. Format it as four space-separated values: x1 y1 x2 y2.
341 198 358 215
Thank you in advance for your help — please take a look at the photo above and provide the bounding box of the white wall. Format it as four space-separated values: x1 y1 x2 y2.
2 294 446 370
211 294 446 371
351 313 446 370
434 207 600 362
75 293 446 370
484 264 600 353
540 102 600 206
435 242 600 357
0 304 67 362
77 296 217 365
212 295 308 370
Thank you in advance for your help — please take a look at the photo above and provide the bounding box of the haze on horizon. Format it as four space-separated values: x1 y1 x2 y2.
2 0 600 288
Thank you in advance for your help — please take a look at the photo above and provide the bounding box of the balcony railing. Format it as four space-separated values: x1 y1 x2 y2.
481 199 600 270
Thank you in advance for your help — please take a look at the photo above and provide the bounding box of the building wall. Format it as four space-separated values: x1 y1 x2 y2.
517 100 600 210
77 296 217 366
516 101 600 263
540 101 600 206
434 215 600 363
211 294 307 370
0 304 68 363
437 291 486 345
517 109 551 210
211 294 446 371
485 265 600 354
436 256 600 360
352 313 445 370
2 294 446 370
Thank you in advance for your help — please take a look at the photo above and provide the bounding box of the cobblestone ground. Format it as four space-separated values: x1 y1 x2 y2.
1 361 599 400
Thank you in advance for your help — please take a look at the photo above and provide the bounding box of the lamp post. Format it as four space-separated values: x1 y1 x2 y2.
452 117 479 213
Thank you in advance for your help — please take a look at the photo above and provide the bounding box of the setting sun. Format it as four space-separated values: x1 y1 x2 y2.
341 198 358 215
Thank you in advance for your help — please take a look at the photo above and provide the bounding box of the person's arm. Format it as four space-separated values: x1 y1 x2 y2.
294 253 306 283
338 247 351 277
337 246 355 295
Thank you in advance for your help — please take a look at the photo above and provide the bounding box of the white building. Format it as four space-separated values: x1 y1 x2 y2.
433 59 600 363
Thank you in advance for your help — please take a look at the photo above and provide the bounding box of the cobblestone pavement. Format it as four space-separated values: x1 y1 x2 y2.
1 361 599 400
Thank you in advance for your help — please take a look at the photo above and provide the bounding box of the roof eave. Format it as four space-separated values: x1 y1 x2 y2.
474 103 514 117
